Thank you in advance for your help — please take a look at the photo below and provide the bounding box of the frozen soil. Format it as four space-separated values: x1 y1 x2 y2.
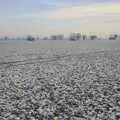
0 48 120 120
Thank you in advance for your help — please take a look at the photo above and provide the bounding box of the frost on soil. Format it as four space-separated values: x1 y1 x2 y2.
0 48 120 120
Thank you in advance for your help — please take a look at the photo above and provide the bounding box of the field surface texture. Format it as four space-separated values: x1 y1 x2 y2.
0 40 120 120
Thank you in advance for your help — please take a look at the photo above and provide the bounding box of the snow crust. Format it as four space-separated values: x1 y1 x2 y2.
0 40 120 119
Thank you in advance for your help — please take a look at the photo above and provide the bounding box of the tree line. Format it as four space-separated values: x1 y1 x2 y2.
0 34 119 41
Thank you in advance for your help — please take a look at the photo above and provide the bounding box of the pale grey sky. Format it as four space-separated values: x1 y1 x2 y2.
0 0 120 37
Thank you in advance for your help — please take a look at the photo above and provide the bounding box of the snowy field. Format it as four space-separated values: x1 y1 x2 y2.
0 40 120 120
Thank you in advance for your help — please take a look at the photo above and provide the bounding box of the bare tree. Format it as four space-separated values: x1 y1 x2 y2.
82 35 87 40
69 33 76 41
109 34 118 40
43 37 49 40
76 33 81 40
51 35 57 40
69 33 81 41
90 35 97 40
4 36 9 40
27 35 35 41
57 34 64 40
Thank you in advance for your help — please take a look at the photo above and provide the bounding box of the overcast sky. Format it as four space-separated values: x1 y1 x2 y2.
0 0 120 37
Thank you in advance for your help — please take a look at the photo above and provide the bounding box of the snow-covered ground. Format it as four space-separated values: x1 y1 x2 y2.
0 40 120 120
